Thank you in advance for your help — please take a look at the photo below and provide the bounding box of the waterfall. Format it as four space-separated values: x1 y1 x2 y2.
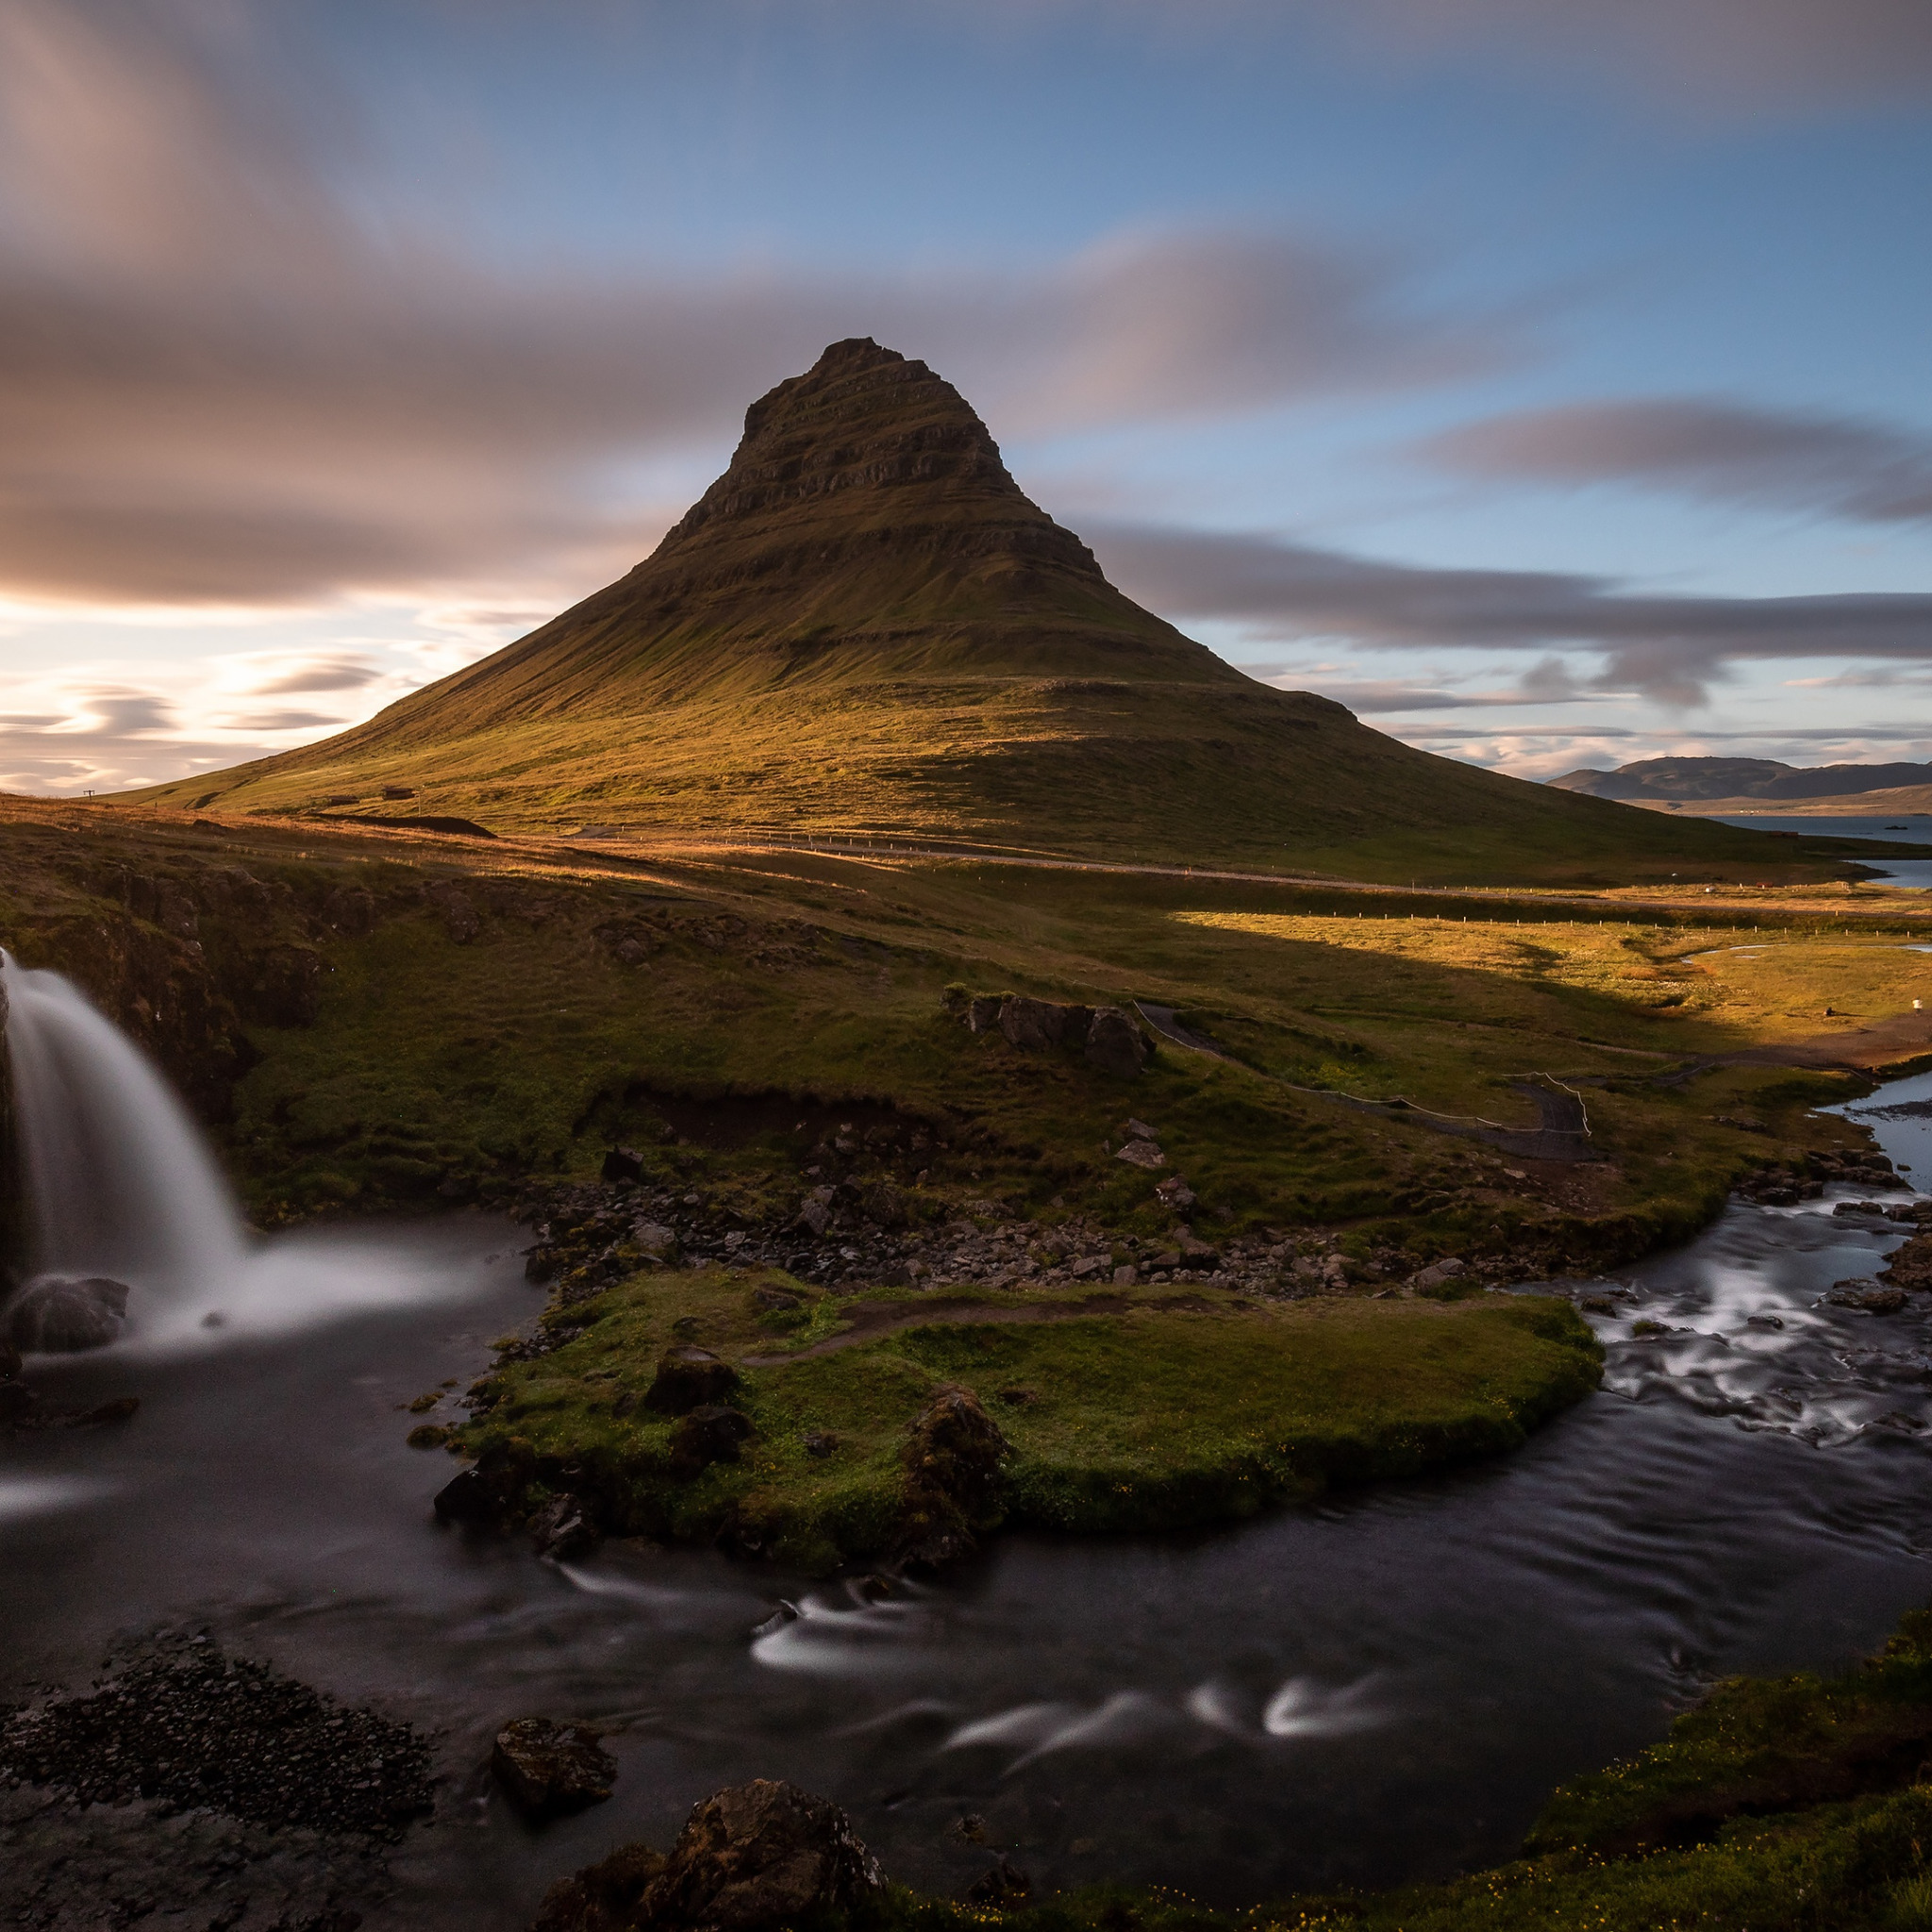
2 954 247 1305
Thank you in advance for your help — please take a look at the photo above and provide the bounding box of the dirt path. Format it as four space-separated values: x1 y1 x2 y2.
740 1290 1231 1366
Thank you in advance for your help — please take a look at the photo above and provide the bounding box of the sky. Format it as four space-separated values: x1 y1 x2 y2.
2 0 1930 795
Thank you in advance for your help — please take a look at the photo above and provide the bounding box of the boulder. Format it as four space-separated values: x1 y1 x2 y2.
633 1223 678 1257
1155 1174 1197 1211
1115 1140 1166 1170
965 996 1004 1035
643 1345 740 1415
669 1404 754 1475
1408 1257 1468 1296
5 1275 130 1354
662 1780 882 1931
602 1146 645 1184
1086 1007 1147 1078
492 1718 618 1820
905 1384 1008 1528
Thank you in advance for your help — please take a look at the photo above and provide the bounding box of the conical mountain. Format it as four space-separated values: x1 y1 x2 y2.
142 339 1803 882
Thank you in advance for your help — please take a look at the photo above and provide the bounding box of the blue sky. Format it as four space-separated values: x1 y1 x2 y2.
2 0 1929 792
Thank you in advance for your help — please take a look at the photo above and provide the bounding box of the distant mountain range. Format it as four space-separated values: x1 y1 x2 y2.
1551 758 1932 815
130 341 1894 882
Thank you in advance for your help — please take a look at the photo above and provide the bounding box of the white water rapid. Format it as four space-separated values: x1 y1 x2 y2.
2 955 247 1322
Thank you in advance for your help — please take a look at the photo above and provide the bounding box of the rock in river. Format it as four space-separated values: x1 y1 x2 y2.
492 1717 618 1820
531 1778 882 1932
5 1274 130 1353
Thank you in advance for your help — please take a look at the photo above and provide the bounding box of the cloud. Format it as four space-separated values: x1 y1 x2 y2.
1415 398 1932 525
1293 0 1932 113
0 2 1516 612
1086 522 1932 706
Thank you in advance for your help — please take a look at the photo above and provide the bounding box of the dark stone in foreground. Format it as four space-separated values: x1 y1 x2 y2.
492 1718 618 1819
531 1778 882 1932
5 1274 130 1353
644 1344 740 1415
0 1632 433 1840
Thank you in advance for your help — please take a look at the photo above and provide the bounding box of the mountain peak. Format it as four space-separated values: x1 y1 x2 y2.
653 338 1102 580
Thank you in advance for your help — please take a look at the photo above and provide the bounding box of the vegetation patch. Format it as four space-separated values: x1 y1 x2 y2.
449 1267 1601 1572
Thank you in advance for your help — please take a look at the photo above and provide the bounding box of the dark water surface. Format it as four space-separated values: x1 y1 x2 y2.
1711 813 1932 888
9 1091 1932 1923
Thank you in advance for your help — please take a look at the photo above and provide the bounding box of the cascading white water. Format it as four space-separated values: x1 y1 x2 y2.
2 953 246 1298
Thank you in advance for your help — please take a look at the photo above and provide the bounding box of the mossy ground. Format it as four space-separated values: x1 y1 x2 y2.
449 1269 1600 1569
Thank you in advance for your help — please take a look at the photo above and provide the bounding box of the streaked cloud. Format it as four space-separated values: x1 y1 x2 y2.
1416 398 1932 525
0 2 1516 612
1088 523 1932 706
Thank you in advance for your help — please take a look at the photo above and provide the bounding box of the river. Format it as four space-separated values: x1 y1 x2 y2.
7 1083 1932 1924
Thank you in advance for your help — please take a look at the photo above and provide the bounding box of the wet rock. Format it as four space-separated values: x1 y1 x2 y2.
644 1345 740 1415
558 1779 881 1932
1827 1281 1908 1314
492 1718 618 1820
1086 1006 1147 1077
5 1274 130 1353
669 1404 754 1475
433 1467 501 1524
529 1491 600 1560
602 1146 645 1185
1882 1231 1932 1292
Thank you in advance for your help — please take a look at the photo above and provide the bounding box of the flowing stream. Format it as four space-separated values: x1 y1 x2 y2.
8 969 1932 1923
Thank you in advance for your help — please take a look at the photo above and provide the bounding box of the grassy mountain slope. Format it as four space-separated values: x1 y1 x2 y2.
133 340 1890 883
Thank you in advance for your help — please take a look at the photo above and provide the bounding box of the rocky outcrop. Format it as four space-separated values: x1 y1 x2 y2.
530 1779 883 1932
492 1718 617 1820
956 991 1151 1078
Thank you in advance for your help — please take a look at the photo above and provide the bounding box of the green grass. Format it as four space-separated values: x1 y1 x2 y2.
452 1266 1602 1570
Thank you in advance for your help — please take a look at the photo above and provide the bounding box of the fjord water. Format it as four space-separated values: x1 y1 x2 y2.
9 1021 1932 1922
1711 813 1932 888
